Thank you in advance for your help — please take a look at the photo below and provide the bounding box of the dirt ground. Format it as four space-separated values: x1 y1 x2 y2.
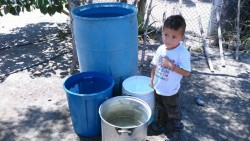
0 10 250 141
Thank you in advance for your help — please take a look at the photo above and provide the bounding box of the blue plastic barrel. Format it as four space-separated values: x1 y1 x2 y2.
63 72 114 137
72 3 138 96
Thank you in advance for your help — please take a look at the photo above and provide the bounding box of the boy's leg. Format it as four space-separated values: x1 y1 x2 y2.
162 93 183 140
155 91 169 125
150 91 169 132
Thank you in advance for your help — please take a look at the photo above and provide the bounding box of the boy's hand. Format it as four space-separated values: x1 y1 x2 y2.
162 57 174 70
149 81 154 88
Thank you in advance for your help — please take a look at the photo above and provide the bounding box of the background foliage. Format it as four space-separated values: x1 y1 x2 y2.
0 0 67 16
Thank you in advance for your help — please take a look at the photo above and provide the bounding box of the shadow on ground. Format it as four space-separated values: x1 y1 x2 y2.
0 22 74 82
0 101 73 141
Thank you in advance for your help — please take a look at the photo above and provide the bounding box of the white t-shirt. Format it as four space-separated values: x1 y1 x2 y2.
151 44 191 96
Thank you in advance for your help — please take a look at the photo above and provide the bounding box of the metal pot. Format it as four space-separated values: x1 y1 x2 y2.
99 96 151 141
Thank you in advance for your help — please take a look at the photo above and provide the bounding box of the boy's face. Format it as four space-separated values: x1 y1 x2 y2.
162 27 184 50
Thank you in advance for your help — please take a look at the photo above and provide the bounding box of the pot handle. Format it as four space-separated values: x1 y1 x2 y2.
122 93 132 96
115 128 134 136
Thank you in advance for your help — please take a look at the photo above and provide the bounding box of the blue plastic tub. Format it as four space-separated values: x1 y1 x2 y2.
63 72 114 137
72 3 138 96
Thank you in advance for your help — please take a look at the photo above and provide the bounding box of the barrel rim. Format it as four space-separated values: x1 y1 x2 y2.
99 96 152 129
71 2 138 21
63 71 114 97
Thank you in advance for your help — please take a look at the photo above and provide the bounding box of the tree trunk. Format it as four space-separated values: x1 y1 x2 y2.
236 0 241 60
139 0 152 75
216 4 226 66
195 0 214 72
119 0 128 3
137 0 147 19
69 0 82 74
207 0 220 36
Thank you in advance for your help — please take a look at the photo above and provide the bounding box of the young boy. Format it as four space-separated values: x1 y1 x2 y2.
149 15 191 140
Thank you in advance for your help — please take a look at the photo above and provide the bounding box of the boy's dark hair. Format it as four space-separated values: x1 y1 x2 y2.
163 15 186 35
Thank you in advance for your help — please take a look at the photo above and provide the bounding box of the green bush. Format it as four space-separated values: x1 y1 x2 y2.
243 36 250 50
0 0 67 16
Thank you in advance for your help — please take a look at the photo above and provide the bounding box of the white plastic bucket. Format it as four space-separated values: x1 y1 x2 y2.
122 76 155 124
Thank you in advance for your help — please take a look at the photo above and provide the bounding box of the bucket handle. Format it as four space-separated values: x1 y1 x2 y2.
115 128 134 136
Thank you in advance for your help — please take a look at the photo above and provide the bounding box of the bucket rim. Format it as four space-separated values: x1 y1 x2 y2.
71 2 138 21
63 71 114 97
99 96 152 129
122 88 153 96
122 75 154 95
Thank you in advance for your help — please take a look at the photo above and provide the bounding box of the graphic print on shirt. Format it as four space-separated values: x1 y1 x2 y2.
155 54 175 81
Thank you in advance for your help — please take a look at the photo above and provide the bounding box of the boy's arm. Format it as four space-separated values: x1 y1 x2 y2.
162 58 190 77
149 66 156 88
172 65 190 76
